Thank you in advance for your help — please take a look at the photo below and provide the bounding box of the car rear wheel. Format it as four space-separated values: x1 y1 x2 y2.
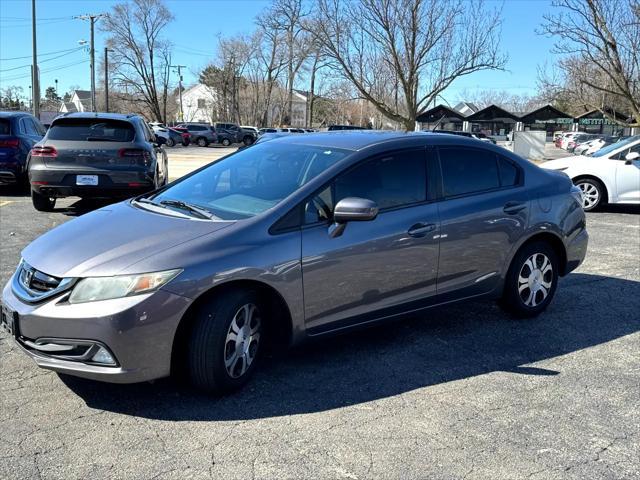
574 178 604 211
187 289 264 394
31 189 56 212
243 135 254 146
197 137 208 147
221 138 231 147
166 137 175 147
500 241 559 318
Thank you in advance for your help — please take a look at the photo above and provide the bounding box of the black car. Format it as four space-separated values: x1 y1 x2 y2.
28 113 169 211
432 129 497 144
0 111 46 186
214 123 256 146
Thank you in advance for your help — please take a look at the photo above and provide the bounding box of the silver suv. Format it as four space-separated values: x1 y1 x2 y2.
1 132 588 394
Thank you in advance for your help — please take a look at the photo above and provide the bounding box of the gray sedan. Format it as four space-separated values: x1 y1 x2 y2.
1 131 588 394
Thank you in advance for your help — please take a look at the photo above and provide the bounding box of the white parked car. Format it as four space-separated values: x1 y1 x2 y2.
542 135 640 211
574 138 603 156
149 122 170 140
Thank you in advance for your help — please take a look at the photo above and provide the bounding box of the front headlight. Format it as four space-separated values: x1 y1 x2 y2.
68 269 181 304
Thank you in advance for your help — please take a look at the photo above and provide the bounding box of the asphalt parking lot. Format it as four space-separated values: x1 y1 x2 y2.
0 150 639 479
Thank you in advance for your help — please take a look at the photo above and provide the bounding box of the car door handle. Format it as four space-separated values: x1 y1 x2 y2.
408 223 437 237
503 201 527 214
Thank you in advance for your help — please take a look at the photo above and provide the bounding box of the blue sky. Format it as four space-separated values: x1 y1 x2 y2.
1 0 557 104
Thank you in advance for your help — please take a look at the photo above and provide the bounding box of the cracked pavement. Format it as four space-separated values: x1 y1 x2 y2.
0 193 639 480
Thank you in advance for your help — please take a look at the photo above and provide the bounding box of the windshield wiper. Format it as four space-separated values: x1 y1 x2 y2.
158 199 217 220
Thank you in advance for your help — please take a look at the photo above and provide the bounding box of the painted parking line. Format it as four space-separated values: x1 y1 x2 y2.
0 201 14 207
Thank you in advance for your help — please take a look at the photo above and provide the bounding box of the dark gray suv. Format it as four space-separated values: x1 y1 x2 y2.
28 113 168 211
1 131 588 394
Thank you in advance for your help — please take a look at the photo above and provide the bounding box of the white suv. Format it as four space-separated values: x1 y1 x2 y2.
542 135 640 211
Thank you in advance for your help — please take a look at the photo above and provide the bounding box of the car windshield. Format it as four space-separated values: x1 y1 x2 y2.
591 135 639 157
150 141 349 220
47 119 135 142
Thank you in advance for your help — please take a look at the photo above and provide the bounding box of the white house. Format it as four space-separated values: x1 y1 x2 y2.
181 84 217 123
59 90 91 113
268 89 308 127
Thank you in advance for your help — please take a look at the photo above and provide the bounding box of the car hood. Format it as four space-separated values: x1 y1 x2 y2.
21 201 233 278
541 155 589 170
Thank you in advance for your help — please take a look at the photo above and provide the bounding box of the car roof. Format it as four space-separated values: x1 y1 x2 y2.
54 112 140 122
0 111 33 119
258 130 491 151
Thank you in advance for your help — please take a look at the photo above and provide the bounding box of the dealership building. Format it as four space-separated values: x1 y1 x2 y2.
417 103 633 140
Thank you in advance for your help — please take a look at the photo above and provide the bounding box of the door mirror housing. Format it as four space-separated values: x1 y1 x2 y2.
625 151 639 162
329 197 378 238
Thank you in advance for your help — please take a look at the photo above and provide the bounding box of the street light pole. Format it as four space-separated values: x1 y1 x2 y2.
171 64 186 122
31 0 40 118
104 47 111 112
75 14 103 112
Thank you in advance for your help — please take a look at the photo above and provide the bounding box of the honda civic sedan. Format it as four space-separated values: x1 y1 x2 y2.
1 131 588 394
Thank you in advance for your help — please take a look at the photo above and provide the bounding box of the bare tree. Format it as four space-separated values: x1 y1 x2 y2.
315 0 506 130
540 0 640 126
457 89 545 113
101 0 173 122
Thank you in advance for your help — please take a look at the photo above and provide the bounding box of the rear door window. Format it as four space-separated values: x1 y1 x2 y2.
47 119 135 142
439 147 500 197
21 118 39 136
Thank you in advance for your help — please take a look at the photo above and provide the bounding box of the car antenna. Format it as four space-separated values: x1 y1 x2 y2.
432 115 446 132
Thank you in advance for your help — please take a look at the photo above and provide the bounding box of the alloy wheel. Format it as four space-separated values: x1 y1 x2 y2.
224 303 261 379
518 253 553 307
577 181 599 210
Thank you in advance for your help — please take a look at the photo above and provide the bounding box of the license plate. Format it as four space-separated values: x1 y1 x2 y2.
76 175 98 186
0 305 16 336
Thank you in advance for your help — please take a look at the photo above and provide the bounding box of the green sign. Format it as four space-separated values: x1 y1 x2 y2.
531 118 573 124
578 118 617 126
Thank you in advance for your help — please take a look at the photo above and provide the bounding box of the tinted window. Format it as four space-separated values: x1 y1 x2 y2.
497 155 519 186
152 143 348 220
21 118 39 136
47 119 135 141
190 125 205 131
439 147 499 197
334 149 427 210
0 119 10 135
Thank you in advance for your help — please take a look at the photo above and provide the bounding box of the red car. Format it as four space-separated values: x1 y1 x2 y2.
170 127 191 146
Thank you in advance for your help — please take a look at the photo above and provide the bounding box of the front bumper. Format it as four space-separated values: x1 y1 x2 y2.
1 276 191 384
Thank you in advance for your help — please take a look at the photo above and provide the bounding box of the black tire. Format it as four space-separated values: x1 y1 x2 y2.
573 177 605 211
166 137 175 147
221 138 231 147
500 241 559 318
181 140 190 147
31 189 56 212
187 289 264 394
242 135 254 146
197 137 209 147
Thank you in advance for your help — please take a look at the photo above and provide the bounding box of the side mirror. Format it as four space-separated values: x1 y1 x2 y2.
155 135 166 145
625 151 639 162
329 197 378 238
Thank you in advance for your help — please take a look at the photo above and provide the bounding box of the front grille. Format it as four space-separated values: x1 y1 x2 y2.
19 263 62 293
13 261 73 303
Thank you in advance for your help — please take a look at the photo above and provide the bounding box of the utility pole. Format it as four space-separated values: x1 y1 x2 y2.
104 47 112 112
31 0 40 118
75 14 103 112
171 65 186 122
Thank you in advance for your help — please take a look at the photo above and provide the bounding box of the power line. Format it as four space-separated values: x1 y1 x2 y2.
0 60 89 83
0 48 84 73
0 47 83 62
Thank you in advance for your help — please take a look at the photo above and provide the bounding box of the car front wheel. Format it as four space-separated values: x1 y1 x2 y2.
221 138 231 147
500 241 559 318
166 137 175 147
574 178 604 211
31 189 56 212
197 137 208 147
187 289 264 394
